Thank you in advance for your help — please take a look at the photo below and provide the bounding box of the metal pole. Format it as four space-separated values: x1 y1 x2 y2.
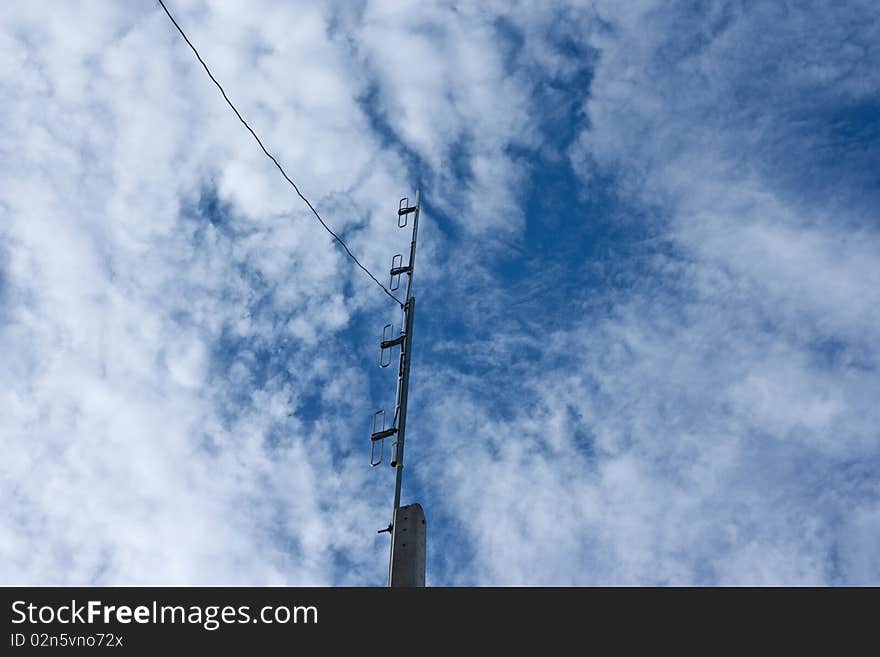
388 189 420 586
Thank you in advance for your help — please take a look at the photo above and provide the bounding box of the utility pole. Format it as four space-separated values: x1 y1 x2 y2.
370 190 425 587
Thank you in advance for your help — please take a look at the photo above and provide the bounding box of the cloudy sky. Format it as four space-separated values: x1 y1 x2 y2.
2 0 878 585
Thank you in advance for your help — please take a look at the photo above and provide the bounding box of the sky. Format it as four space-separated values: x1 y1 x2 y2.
1 0 878 585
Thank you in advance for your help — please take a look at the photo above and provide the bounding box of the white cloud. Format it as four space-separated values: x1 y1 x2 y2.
413 0 880 584
0 0 584 584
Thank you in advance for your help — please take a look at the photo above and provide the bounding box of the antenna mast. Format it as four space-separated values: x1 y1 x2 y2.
370 190 426 587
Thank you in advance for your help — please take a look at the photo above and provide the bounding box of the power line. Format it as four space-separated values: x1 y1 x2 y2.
156 0 404 307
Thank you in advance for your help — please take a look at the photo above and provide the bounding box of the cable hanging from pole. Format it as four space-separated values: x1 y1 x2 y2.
156 0 404 307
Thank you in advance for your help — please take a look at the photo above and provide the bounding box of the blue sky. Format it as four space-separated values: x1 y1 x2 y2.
1 0 879 585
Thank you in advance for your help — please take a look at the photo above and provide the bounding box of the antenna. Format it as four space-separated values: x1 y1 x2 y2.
370 190 426 587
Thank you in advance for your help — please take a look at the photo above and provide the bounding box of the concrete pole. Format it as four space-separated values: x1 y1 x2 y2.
391 503 426 587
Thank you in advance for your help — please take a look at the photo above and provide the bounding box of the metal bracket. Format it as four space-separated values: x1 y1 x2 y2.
389 254 411 291
398 197 418 227
370 409 398 441
381 335 405 350
372 427 398 441
379 324 397 367
371 410 398 466
379 322 405 368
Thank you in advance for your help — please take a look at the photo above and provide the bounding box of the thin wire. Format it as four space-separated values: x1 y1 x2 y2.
157 0 404 307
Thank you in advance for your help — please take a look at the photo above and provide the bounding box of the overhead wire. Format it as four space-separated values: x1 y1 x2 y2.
156 0 405 307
